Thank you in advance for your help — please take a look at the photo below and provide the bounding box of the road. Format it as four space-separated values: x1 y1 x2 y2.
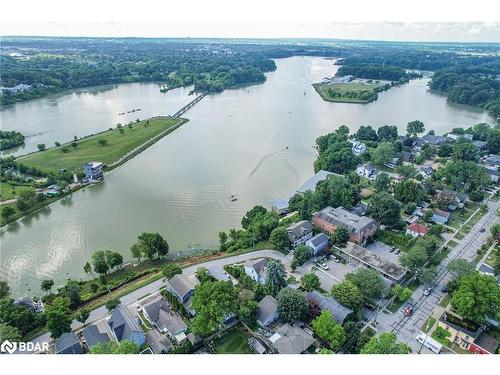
26 249 289 352
373 197 500 353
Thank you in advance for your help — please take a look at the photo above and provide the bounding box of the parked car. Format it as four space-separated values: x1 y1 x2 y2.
403 305 414 317
389 246 395 252
480 228 486 233
135 303 142 311
394 249 401 255
441 285 448 293
318 263 329 270
423 287 433 296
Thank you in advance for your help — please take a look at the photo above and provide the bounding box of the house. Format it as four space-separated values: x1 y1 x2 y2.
13 297 44 313
83 161 104 182
385 157 400 169
287 220 314 248
350 202 368 216
350 140 367 155
436 189 467 211
338 242 408 283
432 209 450 225
447 133 472 141
484 154 500 167
473 140 487 150
418 166 434 178
437 311 481 351
244 258 268 284
307 290 353 324
55 332 83 354
305 233 329 256
406 222 429 238
207 267 230 282
296 170 338 194
420 134 450 147
145 330 173 354
485 167 500 184
356 163 378 179
81 325 110 349
141 295 187 342
107 303 146 347
470 333 499 354
478 263 495 276
400 151 413 163
269 324 315 354
312 206 377 245
257 295 278 327
271 199 290 215
167 274 196 304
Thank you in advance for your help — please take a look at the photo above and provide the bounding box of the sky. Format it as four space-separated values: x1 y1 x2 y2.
1 0 500 42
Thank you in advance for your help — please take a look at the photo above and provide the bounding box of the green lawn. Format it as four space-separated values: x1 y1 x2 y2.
313 81 382 103
215 329 253 354
0 182 35 201
439 294 451 308
18 117 185 174
421 316 437 333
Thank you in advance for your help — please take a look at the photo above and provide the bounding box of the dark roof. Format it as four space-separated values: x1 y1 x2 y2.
287 220 313 241
257 295 278 325
474 333 499 353
307 290 353 324
168 274 195 300
308 233 329 247
142 295 187 335
433 209 450 218
108 304 144 343
270 324 315 354
81 325 109 348
350 202 368 216
245 258 268 274
485 168 500 176
478 263 495 275
249 337 267 354
55 332 83 354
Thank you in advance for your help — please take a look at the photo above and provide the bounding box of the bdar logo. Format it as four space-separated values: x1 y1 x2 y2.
1 340 17 354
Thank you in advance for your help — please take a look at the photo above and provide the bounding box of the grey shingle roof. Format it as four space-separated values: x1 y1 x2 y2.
296 170 338 193
207 267 230 281
308 233 329 247
168 274 195 301
257 295 278 325
245 258 268 275
314 206 376 232
307 290 353 324
287 220 313 241
108 304 144 344
55 332 83 354
270 324 315 354
81 325 109 348
142 295 187 335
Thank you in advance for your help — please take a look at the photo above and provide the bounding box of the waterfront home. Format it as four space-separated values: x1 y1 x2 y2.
432 209 450 224
167 274 196 304
81 325 110 349
287 220 314 248
312 206 377 246
269 324 315 354
83 161 104 183
307 290 353 324
420 134 451 147
305 233 329 256
356 163 378 179
296 170 339 194
244 258 268 284
473 140 487 150
257 295 278 327
485 167 500 184
350 140 367 155
107 304 146 347
338 242 408 283
55 332 83 354
141 295 187 343
447 133 473 142
13 297 44 313
406 222 429 238
271 198 290 215
207 266 230 282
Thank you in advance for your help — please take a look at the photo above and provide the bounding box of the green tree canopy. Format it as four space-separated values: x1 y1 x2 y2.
368 191 401 226
406 120 425 137
0 323 22 343
277 287 308 323
162 263 182 279
361 333 411 354
90 340 140 354
312 310 346 349
345 268 384 301
46 297 73 339
301 273 321 292
265 259 287 295
331 280 363 311
269 227 292 251
371 142 395 167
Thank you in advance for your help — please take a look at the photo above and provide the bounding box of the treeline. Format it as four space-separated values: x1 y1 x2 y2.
336 64 421 82
0 130 25 150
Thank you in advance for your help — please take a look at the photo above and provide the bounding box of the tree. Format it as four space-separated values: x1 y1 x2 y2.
312 310 346 349
91 250 109 275
54 141 61 147
301 273 320 292
265 260 287 295
241 205 267 229
330 227 349 246
361 333 411 354
75 309 90 325
452 141 479 162
419 267 437 284
196 267 213 283
434 160 489 193
377 125 398 141
277 287 308 323
331 280 363 311
135 232 169 260
400 245 428 273
291 245 311 269
90 340 140 354
368 192 401 226
437 143 453 157
406 120 425 137
491 223 500 241
162 263 182 279
371 142 395 167
314 132 360 174
37 143 46 151
374 173 391 192
46 297 72 339
218 231 228 251
447 259 475 281
1 206 16 220
394 179 424 204
391 284 412 302
288 191 319 220
394 164 417 179
356 125 377 141
269 227 292 251
71 142 78 149
0 280 10 299
41 279 54 294
469 190 484 202
239 300 259 326
0 323 21 343
191 281 238 336
450 272 500 322
61 146 69 153
130 243 143 263
0 298 41 335
345 268 384 301
98 139 108 146
105 298 120 311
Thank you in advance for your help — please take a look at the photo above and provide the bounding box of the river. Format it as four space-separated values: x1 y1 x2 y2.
0 56 493 296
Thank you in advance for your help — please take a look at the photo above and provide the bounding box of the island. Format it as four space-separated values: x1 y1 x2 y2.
0 129 25 150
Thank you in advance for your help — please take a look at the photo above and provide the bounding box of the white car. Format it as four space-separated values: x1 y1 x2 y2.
135 302 142 311
318 263 329 270
423 287 433 296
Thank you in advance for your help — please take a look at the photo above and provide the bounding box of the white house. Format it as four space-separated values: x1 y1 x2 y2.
350 140 367 155
406 222 429 238
306 233 329 256
83 161 104 182
356 163 378 179
244 258 268 284
287 220 313 248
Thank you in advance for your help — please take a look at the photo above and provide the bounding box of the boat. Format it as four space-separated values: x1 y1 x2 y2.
231 197 238 202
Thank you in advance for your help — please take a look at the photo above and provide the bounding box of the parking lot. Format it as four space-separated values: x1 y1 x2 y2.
366 241 401 263
302 256 358 291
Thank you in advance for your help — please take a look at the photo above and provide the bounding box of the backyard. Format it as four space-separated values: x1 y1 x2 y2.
215 328 253 354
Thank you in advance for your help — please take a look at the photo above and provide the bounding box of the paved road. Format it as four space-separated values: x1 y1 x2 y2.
26 249 289 352
374 197 500 353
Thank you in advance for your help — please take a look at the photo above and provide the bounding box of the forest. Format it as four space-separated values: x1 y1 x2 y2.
335 64 421 82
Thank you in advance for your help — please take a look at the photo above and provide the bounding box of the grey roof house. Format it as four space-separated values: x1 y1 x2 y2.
107 304 146 347
167 274 195 303
207 267 230 282
81 325 110 349
55 332 83 354
141 295 187 341
305 233 329 256
257 295 278 327
287 220 314 248
244 258 268 284
269 324 315 354
432 209 451 224
307 290 353 324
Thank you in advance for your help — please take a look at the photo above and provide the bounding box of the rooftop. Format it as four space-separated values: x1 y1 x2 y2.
307 290 353 324
439 311 481 338
168 274 195 299
269 324 315 354
474 333 499 354
407 222 429 235
81 325 110 348
308 233 329 247
314 206 376 232
296 170 338 194
257 295 278 324
55 332 82 354
287 220 313 240
433 209 450 218
339 242 408 281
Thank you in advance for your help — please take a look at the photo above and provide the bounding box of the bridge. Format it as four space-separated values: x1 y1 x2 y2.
172 92 207 118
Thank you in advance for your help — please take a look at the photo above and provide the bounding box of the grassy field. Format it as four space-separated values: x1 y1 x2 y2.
313 81 382 103
215 328 253 354
421 316 437 333
18 117 185 174
0 182 35 201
